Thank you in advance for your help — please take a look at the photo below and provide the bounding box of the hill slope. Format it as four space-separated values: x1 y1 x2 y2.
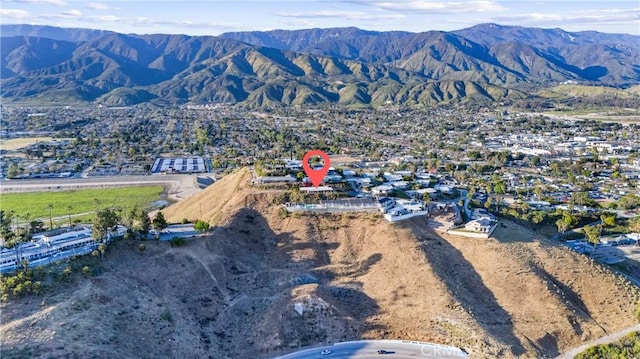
1 24 639 106
1 168 638 358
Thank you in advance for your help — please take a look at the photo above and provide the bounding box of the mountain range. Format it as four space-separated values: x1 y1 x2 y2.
1 24 639 106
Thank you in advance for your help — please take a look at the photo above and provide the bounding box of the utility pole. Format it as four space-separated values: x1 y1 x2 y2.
48 203 54 230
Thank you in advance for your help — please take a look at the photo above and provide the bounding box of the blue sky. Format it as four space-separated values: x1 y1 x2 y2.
1 0 639 35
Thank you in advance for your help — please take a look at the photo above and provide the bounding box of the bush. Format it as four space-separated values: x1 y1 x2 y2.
194 219 210 232
181 218 189 224
160 310 173 322
62 266 73 280
82 266 92 277
576 331 640 358
1 270 43 299
278 207 289 219
32 281 42 295
170 237 185 247
139 243 146 252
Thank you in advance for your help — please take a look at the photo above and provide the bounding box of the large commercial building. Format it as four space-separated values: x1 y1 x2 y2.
152 157 207 174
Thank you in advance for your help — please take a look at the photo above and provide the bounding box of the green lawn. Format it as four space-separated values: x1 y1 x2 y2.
0 186 165 220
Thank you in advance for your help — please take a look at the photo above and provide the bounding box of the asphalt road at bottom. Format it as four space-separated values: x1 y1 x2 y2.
273 340 468 359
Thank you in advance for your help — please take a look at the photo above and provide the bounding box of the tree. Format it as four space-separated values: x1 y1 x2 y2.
194 219 210 232
19 212 32 242
563 211 579 229
618 193 640 210
47 203 54 230
484 197 493 210
530 156 541 166
93 208 119 242
0 210 16 246
531 211 546 225
584 224 601 245
66 205 73 228
556 211 578 234
125 205 139 229
139 210 151 237
629 217 640 237
556 218 568 234
29 220 44 234
600 212 617 228
444 163 455 174
152 211 168 231
570 191 592 207
492 180 507 210
6 163 19 178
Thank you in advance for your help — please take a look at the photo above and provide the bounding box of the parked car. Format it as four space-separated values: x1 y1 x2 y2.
321 349 331 355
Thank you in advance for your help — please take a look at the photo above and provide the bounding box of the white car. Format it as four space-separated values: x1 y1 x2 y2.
321 349 332 355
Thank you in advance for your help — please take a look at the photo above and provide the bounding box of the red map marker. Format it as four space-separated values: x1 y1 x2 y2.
302 150 331 187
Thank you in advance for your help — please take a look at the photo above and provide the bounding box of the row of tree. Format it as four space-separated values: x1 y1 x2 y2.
92 206 169 241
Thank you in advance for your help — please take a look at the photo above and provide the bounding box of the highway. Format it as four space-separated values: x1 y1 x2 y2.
274 340 468 359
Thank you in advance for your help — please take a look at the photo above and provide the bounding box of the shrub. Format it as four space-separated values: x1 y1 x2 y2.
278 207 289 219
160 310 173 322
170 237 185 247
32 281 42 295
194 219 210 232
575 331 640 358
82 266 92 277
139 243 146 252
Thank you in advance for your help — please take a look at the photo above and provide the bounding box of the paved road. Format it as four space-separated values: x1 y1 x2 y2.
274 340 468 359
555 324 640 359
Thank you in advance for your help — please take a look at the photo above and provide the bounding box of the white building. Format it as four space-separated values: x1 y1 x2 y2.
152 157 206 174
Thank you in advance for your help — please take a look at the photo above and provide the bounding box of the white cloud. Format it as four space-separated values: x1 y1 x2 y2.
85 2 110 10
62 8 82 17
349 0 506 13
13 0 67 6
276 10 405 21
492 8 640 26
279 19 316 28
0 8 31 19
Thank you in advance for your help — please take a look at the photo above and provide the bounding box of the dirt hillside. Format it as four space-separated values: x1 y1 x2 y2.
1 168 638 358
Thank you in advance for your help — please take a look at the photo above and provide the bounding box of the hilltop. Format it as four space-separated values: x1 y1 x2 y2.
1 168 638 358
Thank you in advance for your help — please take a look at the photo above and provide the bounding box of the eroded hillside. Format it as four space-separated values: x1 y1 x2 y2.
1 169 638 358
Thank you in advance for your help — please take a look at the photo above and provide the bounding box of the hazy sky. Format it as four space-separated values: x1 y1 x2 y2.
1 0 639 35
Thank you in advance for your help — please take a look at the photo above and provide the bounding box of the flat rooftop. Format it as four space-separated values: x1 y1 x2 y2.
152 157 206 174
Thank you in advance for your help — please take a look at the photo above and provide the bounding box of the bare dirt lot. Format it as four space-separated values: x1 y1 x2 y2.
1 168 638 358
0 137 55 151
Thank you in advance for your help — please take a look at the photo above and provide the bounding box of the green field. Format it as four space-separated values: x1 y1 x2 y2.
0 186 165 221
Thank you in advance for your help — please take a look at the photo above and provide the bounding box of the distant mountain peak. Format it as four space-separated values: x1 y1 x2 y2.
1 24 639 106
